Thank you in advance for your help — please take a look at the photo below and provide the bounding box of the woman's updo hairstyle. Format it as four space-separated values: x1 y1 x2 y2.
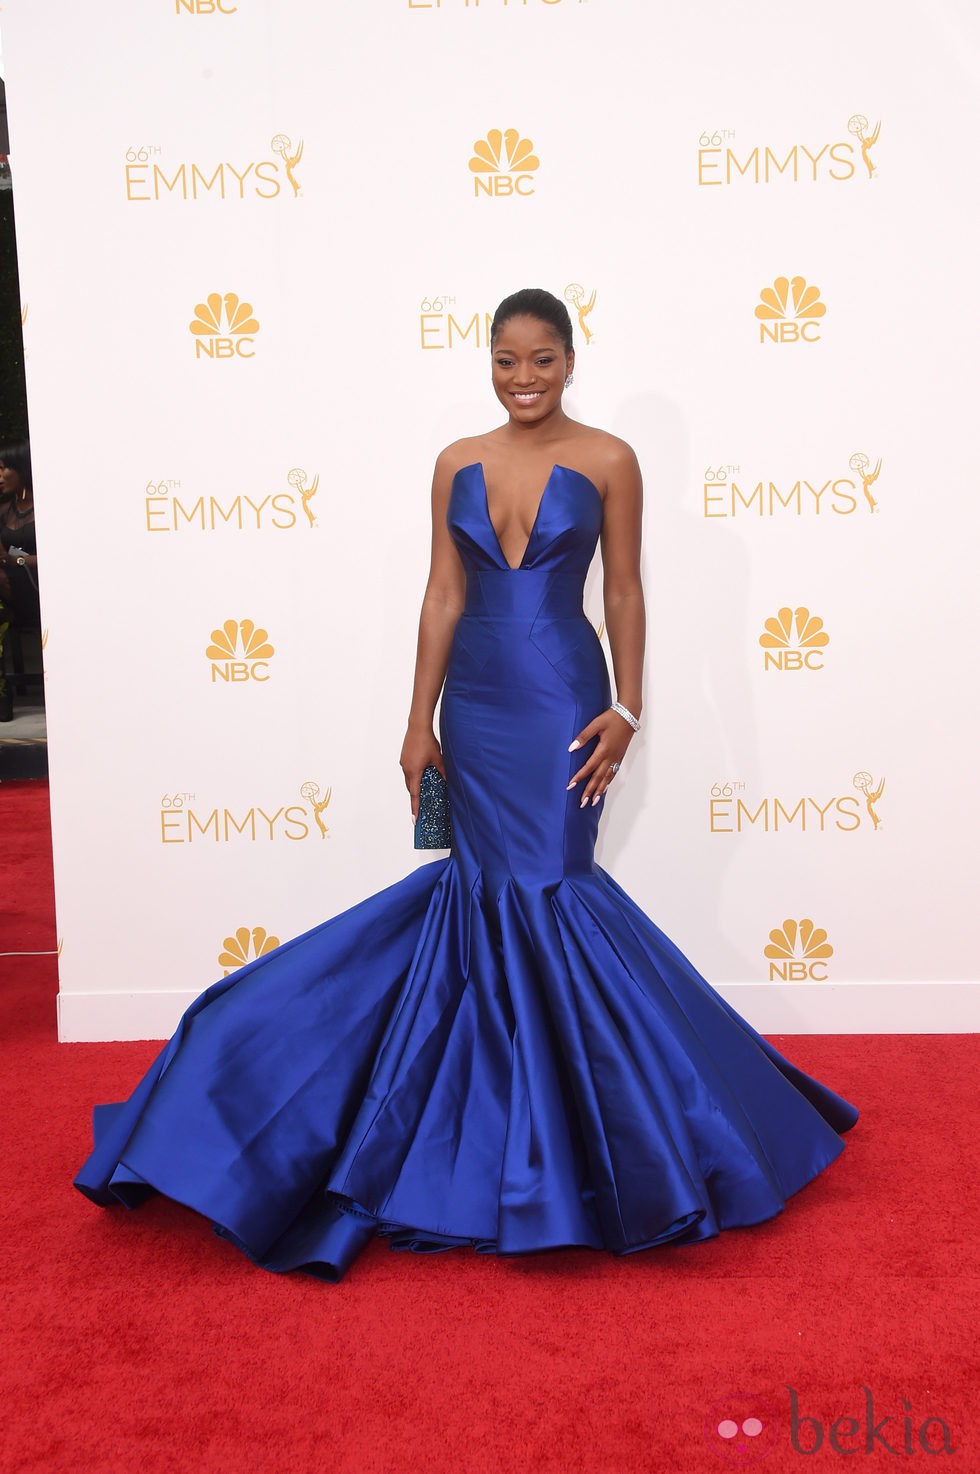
490 288 574 356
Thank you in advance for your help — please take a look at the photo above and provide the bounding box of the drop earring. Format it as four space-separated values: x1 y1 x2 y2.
564 373 574 388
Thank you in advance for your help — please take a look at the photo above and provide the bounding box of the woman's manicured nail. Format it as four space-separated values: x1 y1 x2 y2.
591 793 600 806
566 780 576 790
580 794 589 808
568 740 581 751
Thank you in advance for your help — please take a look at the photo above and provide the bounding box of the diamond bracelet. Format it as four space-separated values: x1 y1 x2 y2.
610 701 641 732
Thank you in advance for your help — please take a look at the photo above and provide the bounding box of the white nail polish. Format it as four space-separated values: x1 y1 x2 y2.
568 740 581 752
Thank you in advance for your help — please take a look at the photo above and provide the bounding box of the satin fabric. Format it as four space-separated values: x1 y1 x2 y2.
75 463 858 1282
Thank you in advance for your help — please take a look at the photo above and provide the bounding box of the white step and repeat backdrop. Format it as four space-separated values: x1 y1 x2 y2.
3 0 978 1039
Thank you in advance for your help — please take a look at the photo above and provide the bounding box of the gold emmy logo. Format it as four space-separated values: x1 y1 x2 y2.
206 619 275 682
300 780 332 838
219 927 280 976
564 283 597 345
697 117 880 186
190 292 259 359
848 114 880 179
419 296 494 349
759 606 829 671
144 472 318 532
764 919 833 982
709 772 880 834
160 789 316 843
470 129 539 197
849 452 883 513
288 468 319 528
125 133 302 202
755 277 826 343
271 134 303 196
853 770 885 829
703 455 883 518
20 303 28 326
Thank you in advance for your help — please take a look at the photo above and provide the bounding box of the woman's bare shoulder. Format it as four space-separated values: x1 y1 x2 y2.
433 434 495 480
566 426 641 494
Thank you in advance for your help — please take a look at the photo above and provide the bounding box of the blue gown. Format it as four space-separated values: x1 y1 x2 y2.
75 463 859 1281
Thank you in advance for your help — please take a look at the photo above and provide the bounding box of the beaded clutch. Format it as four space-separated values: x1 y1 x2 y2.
414 763 452 850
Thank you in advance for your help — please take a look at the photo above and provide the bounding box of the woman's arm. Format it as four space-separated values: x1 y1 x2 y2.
566 439 646 806
600 440 645 722
399 450 467 820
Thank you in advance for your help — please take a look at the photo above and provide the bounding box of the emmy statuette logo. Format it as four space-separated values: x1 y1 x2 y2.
300 781 332 838
848 114 880 178
271 134 303 196
564 283 597 345
853 771 885 830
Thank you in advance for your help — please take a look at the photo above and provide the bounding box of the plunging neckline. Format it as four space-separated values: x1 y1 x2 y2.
468 461 601 572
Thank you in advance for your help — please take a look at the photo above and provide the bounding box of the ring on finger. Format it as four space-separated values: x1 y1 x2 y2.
609 762 621 775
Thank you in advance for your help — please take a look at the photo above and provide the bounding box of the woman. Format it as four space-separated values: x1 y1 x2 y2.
0 441 39 624
0 441 40 721
75 289 858 1282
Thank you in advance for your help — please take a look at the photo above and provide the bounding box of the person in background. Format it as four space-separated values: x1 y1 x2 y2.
0 440 40 721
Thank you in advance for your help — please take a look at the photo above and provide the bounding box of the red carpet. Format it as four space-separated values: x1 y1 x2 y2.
1 779 977 1472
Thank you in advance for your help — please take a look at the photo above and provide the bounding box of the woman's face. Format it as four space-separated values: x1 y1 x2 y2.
491 315 573 424
0 462 25 499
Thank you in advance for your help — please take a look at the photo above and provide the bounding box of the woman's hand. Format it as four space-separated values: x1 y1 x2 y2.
400 723 447 823
566 708 638 807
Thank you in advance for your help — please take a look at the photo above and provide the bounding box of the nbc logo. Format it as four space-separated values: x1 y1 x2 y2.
206 619 275 682
765 918 833 982
190 292 259 359
219 927 280 977
469 129 539 197
176 0 238 13
755 276 825 343
759 606 829 671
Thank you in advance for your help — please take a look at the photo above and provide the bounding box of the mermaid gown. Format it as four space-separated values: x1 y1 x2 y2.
75 463 858 1281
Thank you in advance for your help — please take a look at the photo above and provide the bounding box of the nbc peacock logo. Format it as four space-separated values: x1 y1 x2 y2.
190 292 260 359
218 927 281 977
206 619 275 683
469 129 539 197
759 606 829 671
765 918 834 982
755 276 825 344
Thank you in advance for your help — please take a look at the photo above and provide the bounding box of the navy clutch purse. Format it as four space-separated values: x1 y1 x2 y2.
414 763 452 849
